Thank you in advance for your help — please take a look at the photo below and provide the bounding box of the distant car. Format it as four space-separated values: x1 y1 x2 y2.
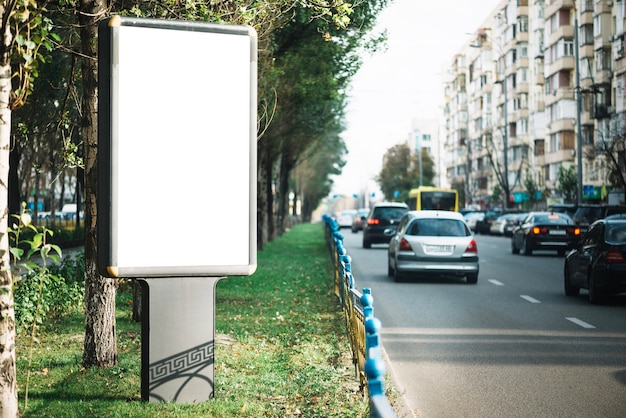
463 211 484 232
572 204 626 232
564 218 626 303
504 213 528 237
387 210 478 283
511 212 581 256
336 209 357 229
362 202 409 248
475 209 502 234
490 213 527 236
351 208 370 233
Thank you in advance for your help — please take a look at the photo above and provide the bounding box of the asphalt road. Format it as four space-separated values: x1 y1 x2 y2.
340 229 626 418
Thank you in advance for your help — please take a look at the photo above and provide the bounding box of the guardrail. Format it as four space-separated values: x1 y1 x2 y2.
322 214 397 418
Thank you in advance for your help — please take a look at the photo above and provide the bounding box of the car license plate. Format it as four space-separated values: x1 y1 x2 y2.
425 245 453 253
549 230 566 235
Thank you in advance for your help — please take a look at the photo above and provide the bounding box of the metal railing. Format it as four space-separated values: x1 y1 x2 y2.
322 214 397 418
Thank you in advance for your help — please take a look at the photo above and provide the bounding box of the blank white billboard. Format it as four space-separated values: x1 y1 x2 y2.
98 17 257 277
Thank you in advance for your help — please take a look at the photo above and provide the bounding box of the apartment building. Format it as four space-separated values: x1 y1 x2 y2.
443 0 626 209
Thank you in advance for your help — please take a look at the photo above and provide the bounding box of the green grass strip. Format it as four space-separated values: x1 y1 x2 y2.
17 223 368 417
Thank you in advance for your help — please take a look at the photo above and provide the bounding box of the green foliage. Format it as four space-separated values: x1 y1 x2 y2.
376 143 435 201
10 4 59 109
558 165 578 203
491 183 503 204
10 206 84 333
523 173 540 209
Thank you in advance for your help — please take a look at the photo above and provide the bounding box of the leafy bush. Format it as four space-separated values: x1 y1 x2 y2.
14 251 85 332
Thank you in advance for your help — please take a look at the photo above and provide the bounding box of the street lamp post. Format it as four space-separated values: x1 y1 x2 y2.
501 71 510 208
574 7 584 205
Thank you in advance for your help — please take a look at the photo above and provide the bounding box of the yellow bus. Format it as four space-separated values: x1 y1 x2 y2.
406 186 459 212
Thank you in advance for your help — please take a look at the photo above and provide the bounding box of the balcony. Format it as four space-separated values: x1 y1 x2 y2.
591 104 613 119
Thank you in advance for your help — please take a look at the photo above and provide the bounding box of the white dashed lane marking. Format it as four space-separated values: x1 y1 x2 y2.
520 295 541 303
566 317 596 329
488 279 505 286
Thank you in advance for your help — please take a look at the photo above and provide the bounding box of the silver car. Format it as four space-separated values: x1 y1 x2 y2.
387 210 479 283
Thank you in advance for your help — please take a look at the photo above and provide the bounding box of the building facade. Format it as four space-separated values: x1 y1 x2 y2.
444 0 626 209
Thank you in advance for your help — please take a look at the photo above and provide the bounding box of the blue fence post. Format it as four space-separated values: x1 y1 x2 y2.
361 288 397 418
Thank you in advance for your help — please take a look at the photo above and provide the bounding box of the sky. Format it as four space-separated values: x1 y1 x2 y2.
331 0 502 199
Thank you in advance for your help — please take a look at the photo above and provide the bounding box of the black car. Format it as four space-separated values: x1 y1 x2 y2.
564 218 626 303
362 202 409 248
571 204 626 232
511 212 581 256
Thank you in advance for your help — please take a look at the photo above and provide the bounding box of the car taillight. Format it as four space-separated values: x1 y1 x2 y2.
606 247 625 263
399 238 412 251
368 218 380 225
567 227 581 236
532 227 548 235
465 239 477 253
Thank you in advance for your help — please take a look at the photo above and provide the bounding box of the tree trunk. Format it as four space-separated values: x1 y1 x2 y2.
8 147 20 219
0 42 18 418
78 0 118 368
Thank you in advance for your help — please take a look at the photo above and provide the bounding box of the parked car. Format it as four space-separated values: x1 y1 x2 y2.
463 211 485 232
490 213 527 236
387 210 479 283
571 204 626 232
336 209 357 229
511 212 581 256
564 218 626 303
351 208 371 233
362 202 409 248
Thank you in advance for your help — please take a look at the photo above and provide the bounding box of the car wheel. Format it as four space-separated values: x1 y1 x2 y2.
362 239 371 249
587 272 604 304
393 267 404 283
522 237 533 256
564 263 580 297
511 237 520 254
466 273 478 284
387 257 394 277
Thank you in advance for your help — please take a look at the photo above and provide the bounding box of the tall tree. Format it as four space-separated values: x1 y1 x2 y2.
558 165 578 204
596 131 626 203
77 0 118 368
0 2 57 415
376 143 434 202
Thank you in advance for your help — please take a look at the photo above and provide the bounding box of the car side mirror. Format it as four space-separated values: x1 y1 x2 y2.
383 228 396 236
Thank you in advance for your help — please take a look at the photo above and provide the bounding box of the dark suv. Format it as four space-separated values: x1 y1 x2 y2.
572 204 626 232
362 202 409 248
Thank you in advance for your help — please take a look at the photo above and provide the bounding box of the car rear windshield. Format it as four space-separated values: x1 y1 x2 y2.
535 214 571 225
372 207 407 221
409 219 469 237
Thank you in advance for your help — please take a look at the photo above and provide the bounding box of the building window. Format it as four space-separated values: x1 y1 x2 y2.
518 16 529 33
595 48 611 71
518 42 529 58
550 133 559 152
534 1 544 20
579 24 594 45
518 118 529 134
